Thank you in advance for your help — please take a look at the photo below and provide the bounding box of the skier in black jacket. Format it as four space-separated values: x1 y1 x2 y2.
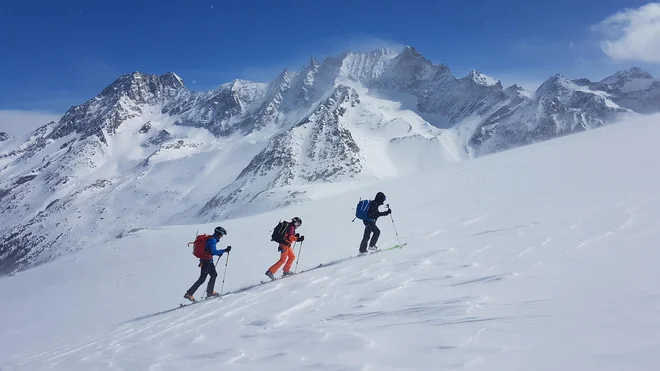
359 191 392 254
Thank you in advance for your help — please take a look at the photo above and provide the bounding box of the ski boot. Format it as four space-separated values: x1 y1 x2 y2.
207 291 220 299
265 270 276 281
368 245 380 252
184 293 196 302
282 271 294 277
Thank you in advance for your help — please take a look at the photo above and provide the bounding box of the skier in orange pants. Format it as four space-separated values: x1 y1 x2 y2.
266 217 304 280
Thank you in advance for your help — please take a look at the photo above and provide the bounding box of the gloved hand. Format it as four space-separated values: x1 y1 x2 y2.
295 233 300 238
298 235 305 242
385 209 392 215
225 246 232 253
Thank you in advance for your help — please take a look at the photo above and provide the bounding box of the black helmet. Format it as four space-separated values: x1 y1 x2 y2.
214 226 227 236
292 217 302 227
375 192 386 204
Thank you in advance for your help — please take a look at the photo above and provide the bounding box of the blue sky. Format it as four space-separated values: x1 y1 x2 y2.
1 0 659 118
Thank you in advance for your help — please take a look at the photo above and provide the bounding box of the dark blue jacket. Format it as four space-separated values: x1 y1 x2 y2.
364 199 389 225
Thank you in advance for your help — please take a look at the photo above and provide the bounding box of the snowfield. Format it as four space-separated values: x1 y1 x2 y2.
1 114 660 370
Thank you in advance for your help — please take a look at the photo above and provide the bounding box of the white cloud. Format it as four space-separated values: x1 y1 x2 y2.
594 3 660 63
0 110 61 137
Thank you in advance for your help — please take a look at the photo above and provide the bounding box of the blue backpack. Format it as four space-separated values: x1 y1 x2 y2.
354 199 374 222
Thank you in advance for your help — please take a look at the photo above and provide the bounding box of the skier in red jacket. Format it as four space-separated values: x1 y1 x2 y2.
184 226 231 302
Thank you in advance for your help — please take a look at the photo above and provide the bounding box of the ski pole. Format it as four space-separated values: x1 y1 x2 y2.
387 204 401 246
294 241 304 274
219 252 230 296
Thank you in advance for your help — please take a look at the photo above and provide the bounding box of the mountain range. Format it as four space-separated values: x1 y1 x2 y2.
1 46 658 275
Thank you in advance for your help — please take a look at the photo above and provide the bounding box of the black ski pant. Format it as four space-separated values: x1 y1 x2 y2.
186 259 218 296
360 222 380 253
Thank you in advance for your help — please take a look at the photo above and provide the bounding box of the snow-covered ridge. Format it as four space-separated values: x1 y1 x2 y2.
599 67 653 88
337 48 399 82
465 70 501 87
536 74 622 109
570 67 660 114
1 46 659 275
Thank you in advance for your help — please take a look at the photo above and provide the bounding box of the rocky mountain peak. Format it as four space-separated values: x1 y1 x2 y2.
308 55 320 71
504 83 526 97
394 46 432 67
627 67 653 79
400 46 422 58
270 68 294 93
374 45 449 91
100 71 184 98
602 67 654 83
571 78 593 87
536 74 570 97
597 67 657 96
47 71 187 142
465 69 502 88
160 72 185 88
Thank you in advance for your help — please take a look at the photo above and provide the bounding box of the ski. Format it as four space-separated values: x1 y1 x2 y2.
178 293 226 308
367 242 407 254
261 263 324 283
355 242 407 257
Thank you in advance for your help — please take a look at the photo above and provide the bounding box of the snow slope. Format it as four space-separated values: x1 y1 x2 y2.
1 114 659 370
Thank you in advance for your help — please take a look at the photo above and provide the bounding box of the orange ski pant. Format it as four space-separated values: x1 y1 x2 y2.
268 244 295 274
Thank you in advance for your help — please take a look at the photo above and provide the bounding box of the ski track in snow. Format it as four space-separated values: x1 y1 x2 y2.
3 116 660 370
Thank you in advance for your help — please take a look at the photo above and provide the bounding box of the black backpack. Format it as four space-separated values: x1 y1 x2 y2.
271 220 290 244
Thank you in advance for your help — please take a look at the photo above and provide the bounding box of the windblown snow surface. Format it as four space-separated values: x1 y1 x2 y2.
1 114 660 370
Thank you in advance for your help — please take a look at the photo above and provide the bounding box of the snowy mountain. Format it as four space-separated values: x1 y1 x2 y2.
466 69 502 87
0 132 10 141
1 46 658 275
469 74 630 156
2 113 660 371
572 67 660 114
197 85 364 220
